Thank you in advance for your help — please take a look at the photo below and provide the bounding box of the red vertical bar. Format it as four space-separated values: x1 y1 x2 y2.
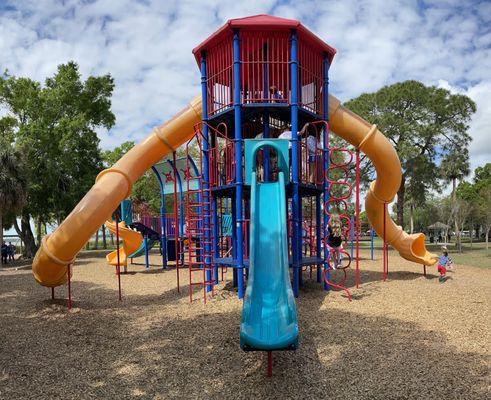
382 204 387 282
267 351 273 377
355 149 360 288
172 151 180 292
51 287 55 300
115 214 122 301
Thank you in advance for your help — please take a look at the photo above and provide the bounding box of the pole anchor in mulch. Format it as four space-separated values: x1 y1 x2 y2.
266 351 273 377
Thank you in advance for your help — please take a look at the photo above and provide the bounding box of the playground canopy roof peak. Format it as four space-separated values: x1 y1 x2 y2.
192 14 337 66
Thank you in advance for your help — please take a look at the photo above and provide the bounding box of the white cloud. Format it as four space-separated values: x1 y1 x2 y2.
0 0 489 171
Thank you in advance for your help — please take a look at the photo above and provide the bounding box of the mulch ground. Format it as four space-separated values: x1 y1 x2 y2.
0 249 489 399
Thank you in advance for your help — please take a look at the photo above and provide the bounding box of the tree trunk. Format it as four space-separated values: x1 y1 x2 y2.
470 223 473 248
102 224 107 249
35 217 42 247
396 174 406 227
0 213 3 269
94 227 100 250
451 178 462 253
13 212 38 258
409 203 414 234
486 226 489 252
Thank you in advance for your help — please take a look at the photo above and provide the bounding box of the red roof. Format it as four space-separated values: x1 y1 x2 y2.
192 14 336 65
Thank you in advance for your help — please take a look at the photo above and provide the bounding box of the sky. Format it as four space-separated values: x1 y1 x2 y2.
1 0 490 173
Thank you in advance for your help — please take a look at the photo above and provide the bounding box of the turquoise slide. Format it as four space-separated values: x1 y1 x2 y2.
240 169 298 351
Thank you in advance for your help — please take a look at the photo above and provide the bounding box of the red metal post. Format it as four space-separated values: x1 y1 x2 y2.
67 263 72 310
115 213 122 301
267 351 273 377
172 151 180 292
382 205 387 282
355 149 360 288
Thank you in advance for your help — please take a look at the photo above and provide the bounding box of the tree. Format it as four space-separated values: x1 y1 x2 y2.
0 143 27 267
440 144 471 251
102 141 135 167
0 62 115 257
461 163 491 250
344 80 476 227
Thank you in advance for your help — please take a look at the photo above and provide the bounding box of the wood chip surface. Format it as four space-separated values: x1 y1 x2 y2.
0 249 489 399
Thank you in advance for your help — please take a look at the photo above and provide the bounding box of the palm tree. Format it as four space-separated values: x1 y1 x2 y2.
0 143 27 267
440 148 470 253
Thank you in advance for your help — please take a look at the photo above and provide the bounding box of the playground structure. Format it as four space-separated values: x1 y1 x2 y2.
31 15 438 376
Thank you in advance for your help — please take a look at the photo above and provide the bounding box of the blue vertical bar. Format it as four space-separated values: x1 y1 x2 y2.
290 30 300 297
322 53 330 290
370 226 374 260
315 194 322 282
151 166 167 270
233 31 244 299
144 234 149 270
200 51 212 292
263 42 270 181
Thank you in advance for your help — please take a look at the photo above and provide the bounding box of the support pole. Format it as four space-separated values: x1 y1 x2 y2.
233 30 244 299
315 193 322 283
172 152 180 292
355 149 360 288
51 287 55 300
67 263 72 310
290 30 300 297
115 213 122 301
144 234 149 270
263 42 270 182
382 205 387 282
267 351 273 378
370 226 374 260
350 215 354 259
322 53 330 291
200 50 212 294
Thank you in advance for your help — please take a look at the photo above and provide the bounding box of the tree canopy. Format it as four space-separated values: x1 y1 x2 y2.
0 62 115 256
344 80 476 227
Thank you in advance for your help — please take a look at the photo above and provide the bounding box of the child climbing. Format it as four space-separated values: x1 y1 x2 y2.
327 214 343 269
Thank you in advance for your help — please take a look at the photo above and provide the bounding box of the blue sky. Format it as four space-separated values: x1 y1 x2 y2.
0 0 490 173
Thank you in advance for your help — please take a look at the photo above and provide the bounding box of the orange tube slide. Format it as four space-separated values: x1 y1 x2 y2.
105 220 142 266
327 94 437 266
32 96 202 287
32 92 436 288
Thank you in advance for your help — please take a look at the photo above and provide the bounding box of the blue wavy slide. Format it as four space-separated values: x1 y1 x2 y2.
240 170 298 351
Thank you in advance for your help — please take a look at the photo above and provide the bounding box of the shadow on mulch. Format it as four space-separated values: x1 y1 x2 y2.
0 270 488 399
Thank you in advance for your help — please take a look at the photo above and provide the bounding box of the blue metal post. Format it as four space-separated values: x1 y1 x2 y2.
233 31 244 299
316 194 322 282
167 158 185 263
322 53 330 290
263 43 270 181
370 226 374 260
290 30 300 297
200 52 212 292
151 165 167 269
144 234 149 270
350 215 354 259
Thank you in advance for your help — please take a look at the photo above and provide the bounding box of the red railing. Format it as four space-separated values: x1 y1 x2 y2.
240 30 290 104
298 40 324 115
206 36 234 116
